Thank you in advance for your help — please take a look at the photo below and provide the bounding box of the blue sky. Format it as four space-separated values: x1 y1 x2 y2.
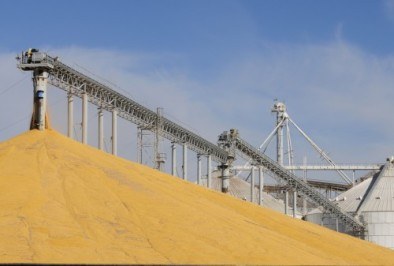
3 1 393 53
1 0 394 179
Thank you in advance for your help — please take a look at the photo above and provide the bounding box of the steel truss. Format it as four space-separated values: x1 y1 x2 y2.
221 129 365 233
19 53 227 163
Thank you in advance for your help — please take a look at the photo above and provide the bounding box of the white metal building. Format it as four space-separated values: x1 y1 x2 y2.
305 159 394 249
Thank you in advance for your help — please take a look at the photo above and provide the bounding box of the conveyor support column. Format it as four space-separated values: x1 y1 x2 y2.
259 167 264 205
285 190 289 215
182 143 187 180
207 155 212 188
112 109 118 155
67 93 73 138
293 191 297 218
98 108 104 150
250 167 255 202
82 93 88 144
171 142 177 176
197 154 202 185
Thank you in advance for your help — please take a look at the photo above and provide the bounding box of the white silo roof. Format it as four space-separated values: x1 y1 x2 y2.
334 177 373 213
335 162 394 213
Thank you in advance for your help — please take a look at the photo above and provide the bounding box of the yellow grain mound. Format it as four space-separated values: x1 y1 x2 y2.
0 129 393 265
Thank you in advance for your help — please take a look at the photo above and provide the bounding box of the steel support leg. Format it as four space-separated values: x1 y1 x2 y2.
137 127 142 164
285 190 289 215
98 108 104 150
171 142 177 176
182 143 187 180
67 93 73 138
82 93 88 144
250 167 255 203
259 167 264 206
207 154 212 189
112 109 117 155
197 154 202 185
293 190 297 218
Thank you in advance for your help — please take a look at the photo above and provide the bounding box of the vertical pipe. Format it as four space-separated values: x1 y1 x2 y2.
32 69 48 131
171 142 177 176
277 117 284 166
293 190 297 218
285 190 289 215
259 167 264 206
273 102 286 167
222 166 230 193
207 154 212 189
250 167 255 203
137 127 142 164
182 143 187 180
98 108 104 150
82 93 88 144
335 218 339 232
197 154 202 185
154 108 163 170
112 109 118 155
67 93 73 138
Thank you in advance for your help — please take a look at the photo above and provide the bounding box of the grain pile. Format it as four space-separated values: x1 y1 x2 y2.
0 129 393 265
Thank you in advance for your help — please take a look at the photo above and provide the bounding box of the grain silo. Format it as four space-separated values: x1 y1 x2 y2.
305 158 394 249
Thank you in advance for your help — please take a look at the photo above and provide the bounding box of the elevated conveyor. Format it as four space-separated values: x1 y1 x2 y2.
17 50 227 163
18 49 364 233
219 129 365 234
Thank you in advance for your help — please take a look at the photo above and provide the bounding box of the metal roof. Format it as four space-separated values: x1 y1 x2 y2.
335 161 394 213
334 178 372 213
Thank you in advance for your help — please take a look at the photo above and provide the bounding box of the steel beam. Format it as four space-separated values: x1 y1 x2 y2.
285 165 381 171
234 165 382 171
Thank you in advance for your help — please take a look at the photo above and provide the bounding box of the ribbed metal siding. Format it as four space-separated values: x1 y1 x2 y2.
364 212 394 249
